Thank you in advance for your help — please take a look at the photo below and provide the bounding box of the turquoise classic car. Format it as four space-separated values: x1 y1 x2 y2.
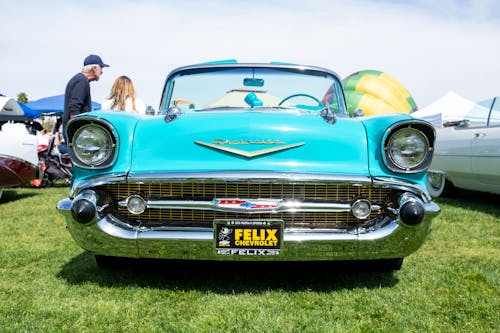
57 61 440 270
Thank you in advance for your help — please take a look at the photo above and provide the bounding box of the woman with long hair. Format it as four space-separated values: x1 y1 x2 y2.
102 75 146 114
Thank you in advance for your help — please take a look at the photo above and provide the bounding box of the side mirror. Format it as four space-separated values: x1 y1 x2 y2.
352 109 364 117
145 105 155 116
320 108 336 125
164 107 182 123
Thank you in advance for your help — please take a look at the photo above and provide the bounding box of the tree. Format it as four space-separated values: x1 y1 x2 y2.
17 92 28 104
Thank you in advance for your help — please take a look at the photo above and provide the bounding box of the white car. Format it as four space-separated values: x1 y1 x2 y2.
0 97 41 200
427 97 500 197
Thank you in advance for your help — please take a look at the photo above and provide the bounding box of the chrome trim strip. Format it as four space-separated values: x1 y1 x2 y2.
70 172 373 197
126 171 373 185
70 174 127 198
118 198 353 214
372 176 430 201
165 63 343 81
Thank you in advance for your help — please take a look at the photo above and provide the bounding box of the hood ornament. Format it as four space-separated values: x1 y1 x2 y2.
195 139 305 158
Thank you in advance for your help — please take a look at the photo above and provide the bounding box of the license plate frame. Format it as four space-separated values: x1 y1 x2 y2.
214 219 283 256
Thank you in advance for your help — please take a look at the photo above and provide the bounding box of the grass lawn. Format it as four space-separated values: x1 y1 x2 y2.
0 186 498 332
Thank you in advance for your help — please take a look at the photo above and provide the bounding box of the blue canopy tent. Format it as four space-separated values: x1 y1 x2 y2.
20 103 40 118
26 94 101 115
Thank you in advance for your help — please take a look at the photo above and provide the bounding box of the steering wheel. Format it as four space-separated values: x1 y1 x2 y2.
278 93 323 107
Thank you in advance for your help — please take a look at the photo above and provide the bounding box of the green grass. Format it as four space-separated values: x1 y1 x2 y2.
0 186 498 332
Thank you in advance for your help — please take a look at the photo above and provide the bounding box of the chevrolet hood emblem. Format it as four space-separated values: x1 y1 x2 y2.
195 140 305 158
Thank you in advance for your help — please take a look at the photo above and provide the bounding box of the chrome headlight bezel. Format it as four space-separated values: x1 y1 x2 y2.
382 120 435 174
67 118 118 169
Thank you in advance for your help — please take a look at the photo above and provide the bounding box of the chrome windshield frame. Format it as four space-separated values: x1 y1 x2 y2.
158 63 347 116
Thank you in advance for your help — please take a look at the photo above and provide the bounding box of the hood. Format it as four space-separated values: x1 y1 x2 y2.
129 111 369 176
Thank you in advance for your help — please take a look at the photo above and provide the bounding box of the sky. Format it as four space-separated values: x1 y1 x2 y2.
1 0 500 110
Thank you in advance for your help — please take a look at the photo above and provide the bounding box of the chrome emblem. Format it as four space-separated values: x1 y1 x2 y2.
213 139 286 145
195 139 305 158
216 199 282 212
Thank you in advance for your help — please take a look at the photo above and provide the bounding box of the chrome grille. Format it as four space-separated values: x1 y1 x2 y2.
99 182 393 229
103 182 391 201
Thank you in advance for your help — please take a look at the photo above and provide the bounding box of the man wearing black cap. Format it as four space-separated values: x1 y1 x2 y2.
62 54 109 131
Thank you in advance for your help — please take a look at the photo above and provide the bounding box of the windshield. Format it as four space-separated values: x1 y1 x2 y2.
160 66 347 117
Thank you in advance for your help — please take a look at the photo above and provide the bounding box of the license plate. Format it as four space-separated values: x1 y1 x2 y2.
214 219 283 256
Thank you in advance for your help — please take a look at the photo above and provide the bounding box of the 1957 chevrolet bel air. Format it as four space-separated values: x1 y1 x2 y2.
57 61 440 270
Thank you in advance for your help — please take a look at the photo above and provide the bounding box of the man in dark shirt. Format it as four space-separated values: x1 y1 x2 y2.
62 54 109 131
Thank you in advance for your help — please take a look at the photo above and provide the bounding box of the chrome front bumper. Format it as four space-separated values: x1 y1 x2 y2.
57 197 440 261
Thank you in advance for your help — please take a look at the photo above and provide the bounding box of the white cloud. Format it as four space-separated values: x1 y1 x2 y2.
1 0 499 108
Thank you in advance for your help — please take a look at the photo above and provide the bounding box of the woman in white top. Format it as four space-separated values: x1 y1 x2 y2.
101 75 146 114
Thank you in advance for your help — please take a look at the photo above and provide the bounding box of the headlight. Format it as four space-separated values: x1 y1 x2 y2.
388 128 428 168
383 122 434 173
71 124 115 168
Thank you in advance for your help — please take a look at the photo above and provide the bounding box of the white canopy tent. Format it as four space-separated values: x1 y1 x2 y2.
411 91 488 127
0 96 25 117
0 96 40 121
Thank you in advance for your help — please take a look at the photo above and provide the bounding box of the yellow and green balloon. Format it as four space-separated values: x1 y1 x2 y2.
343 70 417 117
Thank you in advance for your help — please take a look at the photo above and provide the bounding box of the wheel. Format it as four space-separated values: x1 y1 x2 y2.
440 179 457 197
426 170 445 198
39 171 54 188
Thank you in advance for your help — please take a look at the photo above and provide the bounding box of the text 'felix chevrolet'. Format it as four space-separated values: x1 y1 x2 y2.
57 61 439 270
